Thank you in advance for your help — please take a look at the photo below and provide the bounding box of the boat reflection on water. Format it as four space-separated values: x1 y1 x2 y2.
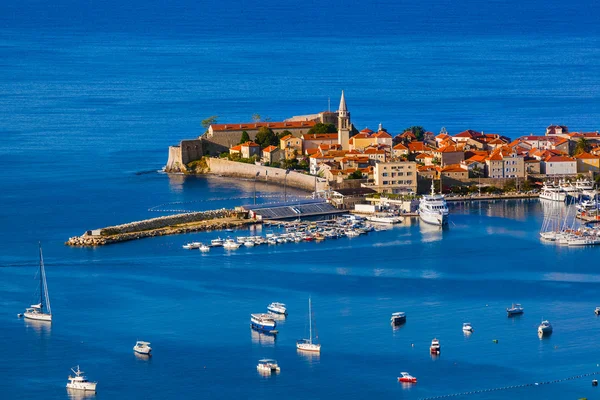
66 388 96 400
297 348 320 364
251 329 276 346
268 312 287 322
134 352 152 361
24 318 51 337
419 221 447 243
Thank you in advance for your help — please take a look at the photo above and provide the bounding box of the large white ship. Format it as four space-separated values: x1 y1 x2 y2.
418 181 449 226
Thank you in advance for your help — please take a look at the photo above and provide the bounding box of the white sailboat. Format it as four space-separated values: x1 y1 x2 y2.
23 244 52 322
296 297 321 353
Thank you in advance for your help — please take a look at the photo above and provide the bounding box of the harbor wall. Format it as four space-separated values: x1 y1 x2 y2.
98 209 240 236
166 139 205 172
207 158 328 192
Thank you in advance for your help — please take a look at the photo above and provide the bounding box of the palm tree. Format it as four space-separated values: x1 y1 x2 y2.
574 137 590 155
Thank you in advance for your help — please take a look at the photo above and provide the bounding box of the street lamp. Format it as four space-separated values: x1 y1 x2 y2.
284 169 290 202
254 171 260 205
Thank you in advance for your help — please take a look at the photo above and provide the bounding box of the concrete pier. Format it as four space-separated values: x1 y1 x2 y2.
66 209 255 247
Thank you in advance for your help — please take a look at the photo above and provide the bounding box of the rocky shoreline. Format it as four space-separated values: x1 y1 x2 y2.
66 209 255 247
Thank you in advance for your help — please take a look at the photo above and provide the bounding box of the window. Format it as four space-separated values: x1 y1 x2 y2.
407 172 413 176
382 172 388 177
383 181 389 185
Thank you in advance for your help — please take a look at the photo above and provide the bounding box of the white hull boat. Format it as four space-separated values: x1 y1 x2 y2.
419 181 449 226
257 359 280 374
365 214 403 224
267 302 287 315
133 341 152 355
538 320 553 335
23 244 52 322
297 297 321 353
66 366 97 392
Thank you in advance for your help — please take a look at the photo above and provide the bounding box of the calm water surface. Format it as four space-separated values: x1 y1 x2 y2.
1 0 600 398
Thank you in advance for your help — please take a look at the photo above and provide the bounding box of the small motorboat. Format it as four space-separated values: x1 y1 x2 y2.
244 241 255 247
199 244 210 252
66 366 97 392
182 242 201 250
256 359 280 374
390 312 406 326
211 238 224 247
538 320 553 335
462 322 473 332
430 338 441 354
398 372 417 383
133 341 152 355
267 302 288 316
250 313 277 333
223 239 241 249
595 307 600 316
506 303 524 316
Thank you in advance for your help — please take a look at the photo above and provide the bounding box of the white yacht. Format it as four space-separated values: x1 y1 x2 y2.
539 182 566 202
419 181 449 226
23 244 52 322
462 322 473 332
256 359 280 374
267 302 288 316
133 341 152 355
296 297 321 353
66 366 97 392
365 213 403 224
199 244 210 252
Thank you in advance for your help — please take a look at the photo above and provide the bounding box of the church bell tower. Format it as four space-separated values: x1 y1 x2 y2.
337 90 351 150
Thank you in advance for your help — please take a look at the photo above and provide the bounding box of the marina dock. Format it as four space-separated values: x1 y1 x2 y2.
240 199 347 220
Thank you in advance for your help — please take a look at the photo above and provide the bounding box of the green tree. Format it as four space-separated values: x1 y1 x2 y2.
431 157 441 165
308 122 337 134
347 170 364 180
403 126 426 141
201 115 218 130
255 126 278 147
239 130 250 144
574 137 591 155
278 130 292 139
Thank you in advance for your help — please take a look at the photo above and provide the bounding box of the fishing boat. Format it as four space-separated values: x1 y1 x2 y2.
66 366 97 392
419 181 449 226
199 244 210 252
256 359 280 374
538 320 553 335
133 341 152 355
390 312 406 326
462 322 474 332
397 372 417 383
430 338 441 354
506 303 524 316
296 297 321 353
267 302 288 316
23 244 52 322
250 313 277 333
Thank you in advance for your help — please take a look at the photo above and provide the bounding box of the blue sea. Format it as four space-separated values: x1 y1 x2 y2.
2 1 600 398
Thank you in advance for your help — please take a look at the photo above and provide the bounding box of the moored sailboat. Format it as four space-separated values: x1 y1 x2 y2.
23 244 52 322
296 297 321 353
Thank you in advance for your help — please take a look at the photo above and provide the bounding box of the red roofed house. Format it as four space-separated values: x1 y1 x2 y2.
574 152 600 173
229 141 260 159
302 133 339 152
484 147 525 178
280 134 303 159
262 145 282 164
546 125 568 136
433 145 465 167
372 130 393 147
541 155 577 176
440 164 468 180
392 143 409 158
417 165 440 180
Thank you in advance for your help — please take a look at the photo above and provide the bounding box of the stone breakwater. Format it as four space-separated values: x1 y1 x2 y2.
66 209 254 247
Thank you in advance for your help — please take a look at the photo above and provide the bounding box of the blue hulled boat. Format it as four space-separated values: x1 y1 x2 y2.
250 313 277 333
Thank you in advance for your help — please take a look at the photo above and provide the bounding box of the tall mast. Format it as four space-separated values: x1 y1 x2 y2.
39 243 51 315
39 243 43 310
309 297 312 344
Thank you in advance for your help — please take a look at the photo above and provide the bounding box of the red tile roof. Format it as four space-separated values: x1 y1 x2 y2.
372 131 392 138
262 145 278 153
302 133 338 141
